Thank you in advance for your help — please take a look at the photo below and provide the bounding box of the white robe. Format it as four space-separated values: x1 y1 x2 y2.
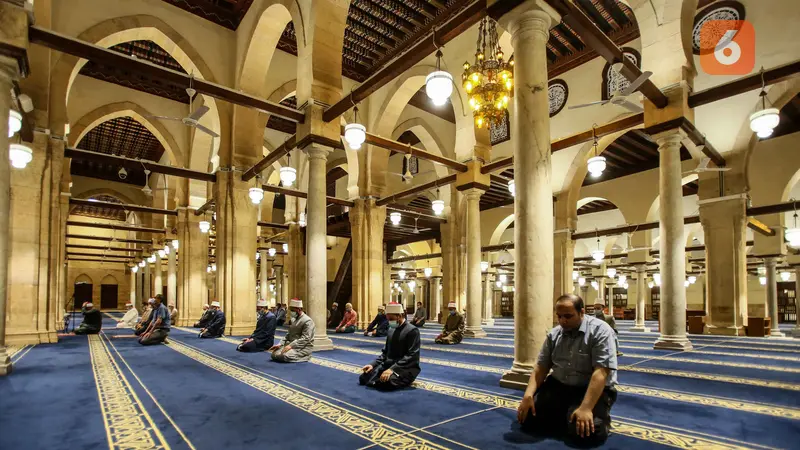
116 309 139 328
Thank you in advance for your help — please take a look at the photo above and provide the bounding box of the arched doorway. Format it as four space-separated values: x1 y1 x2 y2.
73 274 93 310
100 274 119 310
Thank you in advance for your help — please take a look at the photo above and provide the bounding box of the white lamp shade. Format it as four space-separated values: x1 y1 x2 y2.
587 156 606 178
481 261 489 272
431 199 445 216
408 281 416 290
572 270 579 281
495 281 501 288
282 243 288 253
164 245 170 254
279 166 297 187
256 252 260 260
684 280 690 287
648 281 654 289
606 268 617 278
591 250 605 262
749 108 780 137
389 212 401 225
212 263 217 272
148 255 156 263
578 277 586 286
759 276 766 285
499 274 507 283
398 270 406 280
249 187 264 204
344 123 366 149
131 266 138 273
688 275 697 284
158 249 166 258
138 261 145 267
425 70 453 106
653 273 661 286
618 275 626 285
199 220 210 233
424 267 433 277
780 271 791 282
508 180 515 197
591 281 599 290
9 143 33 169
268 247 276 257
8 110 22 137
207 265 211 273
298 212 306 227
172 239 179 249
785 228 800 248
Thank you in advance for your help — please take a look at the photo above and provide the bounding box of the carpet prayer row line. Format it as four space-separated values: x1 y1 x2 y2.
0 314 797 449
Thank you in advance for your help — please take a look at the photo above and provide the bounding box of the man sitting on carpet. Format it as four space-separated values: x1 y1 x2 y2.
200 301 225 338
116 302 139 329
364 305 389 337
139 295 170 346
193 304 213 328
327 302 342 329
411 301 426 327
74 302 103 335
517 294 618 446
275 303 287 326
168 304 178 323
270 299 314 363
135 299 154 336
335 302 358 333
434 303 464 345
593 302 623 357
359 302 421 391
237 299 276 352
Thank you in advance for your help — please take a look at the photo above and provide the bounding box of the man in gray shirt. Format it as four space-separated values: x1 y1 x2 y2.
411 301 426 327
517 294 618 446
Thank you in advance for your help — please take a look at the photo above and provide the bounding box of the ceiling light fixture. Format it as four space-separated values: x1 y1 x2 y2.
282 243 288 253
749 67 780 138
172 239 179 249
424 267 433 277
249 186 264 205
9 143 33 169
463 17 513 129
508 180 515 197
158 249 166 258
344 104 366 150
780 271 790 282
426 45 453 106
432 188 445 216
606 268 617 278
572 270 579 281
591 235 604 262
280 153 297 187
138 261 145 268
587 124 606 178
785 200 800 248
618 274 627 285
408 280 416 290
268 247 276 257
398 270 406 280
481 261 489 272
578 277 586 286
653 273 661 286
688 275 697 284
8 110 22 137
131 265 138 273
298 212 306 227
199 220 210 233
389 211 401 226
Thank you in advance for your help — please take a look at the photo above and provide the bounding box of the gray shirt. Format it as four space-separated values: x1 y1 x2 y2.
536 315 617 387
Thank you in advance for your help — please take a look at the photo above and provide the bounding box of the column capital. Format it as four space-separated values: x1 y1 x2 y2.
303 144 332 161
494 0 560 41
653 129 686 149
463 188 484 200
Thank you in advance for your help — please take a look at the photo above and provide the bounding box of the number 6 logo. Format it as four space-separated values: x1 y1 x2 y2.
700 20 754 75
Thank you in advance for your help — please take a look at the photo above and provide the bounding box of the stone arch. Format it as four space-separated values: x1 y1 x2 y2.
575 196 629 257
489 213 516 247
101 274 119 285
294 0 349 105
75 274 93 284
48 15 222 172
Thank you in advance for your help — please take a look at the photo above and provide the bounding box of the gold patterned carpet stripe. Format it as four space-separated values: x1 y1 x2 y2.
87 335 169 450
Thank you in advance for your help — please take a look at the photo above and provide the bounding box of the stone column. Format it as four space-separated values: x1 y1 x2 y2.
154 252 163 299
497 1 560 389
464 189 487 337
764 257 784 337
176 210 209 327
136 270 143 306
653 132 692 350
482 272 495 326
794 266 800 337
349 198 387 329
596 276 606 305
259 250 268 300
700 195 747 335
144 257 152 298
631 265 650 332
553 228 575 308
167 242 177 308
281 267 289 305
129 268 137 306
304 144 334 350
432 277 442 321
286 222 306 300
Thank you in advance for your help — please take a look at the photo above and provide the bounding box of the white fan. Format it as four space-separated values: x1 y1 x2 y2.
387 167 436 184
683 157 731 175
147 77 219 138
569 70 652 113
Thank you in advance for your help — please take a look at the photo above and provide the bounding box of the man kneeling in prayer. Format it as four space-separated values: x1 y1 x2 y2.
434 302 464 345
517 294 618 446
199 301 225 338
116 302 139 328
135 299 154 336
364 305 389 337
193 304 213 328
359 302 420 391
237 299 276 352
139 295 171 346
270 299 314 363
74 302 102 335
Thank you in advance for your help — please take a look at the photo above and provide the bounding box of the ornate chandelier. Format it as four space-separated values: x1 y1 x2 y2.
463 17 513 129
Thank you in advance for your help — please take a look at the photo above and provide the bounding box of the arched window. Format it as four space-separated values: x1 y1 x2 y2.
601 48 641 101
692 1 746 55
548 79 569 117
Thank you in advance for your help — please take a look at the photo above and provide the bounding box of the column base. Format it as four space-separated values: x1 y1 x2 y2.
482 318 495 326
653 335 693 351
313 336 335 351
464 327 487 338
705 325 745 336
6 331 48 346
768 330 786 338
499 369 531 391
226 324 256 337
629 326 651 333
0 348 11 376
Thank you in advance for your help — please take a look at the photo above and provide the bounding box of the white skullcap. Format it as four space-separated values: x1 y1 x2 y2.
289 298 303 308
147 298 155 304
256 298 268 307
211 301 221 307
125 302 133 307
385 303 404 314
203 304 209 309
447 302 457 309
377 305 385 311
85 302 93 308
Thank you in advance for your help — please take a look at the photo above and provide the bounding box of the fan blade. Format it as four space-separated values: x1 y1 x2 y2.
188 105 209 121
618 100 644 113
194 123 220 138
568 100 609 110
145 115 183 122
696 157 711 170
619 71 652 96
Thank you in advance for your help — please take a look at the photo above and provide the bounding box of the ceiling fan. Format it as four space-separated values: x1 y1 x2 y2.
683 157 731 175
147 75 219 138
569 70 653 113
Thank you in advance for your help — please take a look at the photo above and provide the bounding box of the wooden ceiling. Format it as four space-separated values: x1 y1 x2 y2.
70 195 128 221
71 116 165 187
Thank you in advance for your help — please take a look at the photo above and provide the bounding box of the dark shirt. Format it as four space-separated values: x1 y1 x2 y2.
81 307 103 329
275 307 287 324
205 309 226 336
196 309 214 327
366 313 389 336
371 321 421 384
152 303 171 330
250 311 277 349
328 308 342 328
